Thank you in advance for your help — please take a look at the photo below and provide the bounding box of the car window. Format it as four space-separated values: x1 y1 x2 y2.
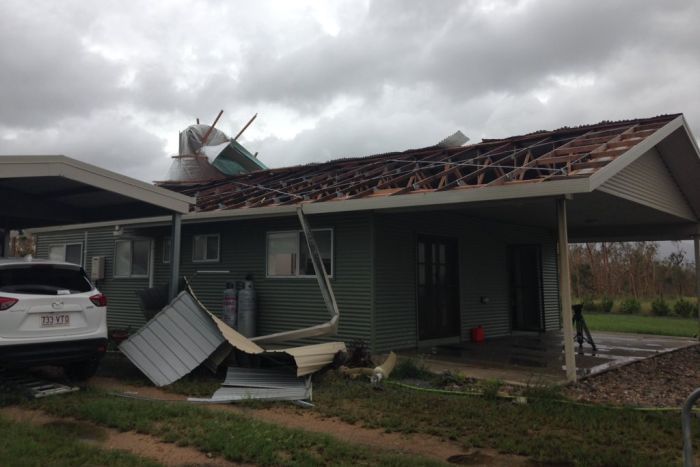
0 265 93 295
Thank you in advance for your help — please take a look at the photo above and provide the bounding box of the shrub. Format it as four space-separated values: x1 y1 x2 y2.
392 358 433 380
674 298 696 318
619 298 641 314
480 379 503 400
522 381 564 401
600 297 614 313
581 299 601 313
651 297 671 316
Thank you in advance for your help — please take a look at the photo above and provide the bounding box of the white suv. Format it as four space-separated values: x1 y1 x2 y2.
0 258 107 380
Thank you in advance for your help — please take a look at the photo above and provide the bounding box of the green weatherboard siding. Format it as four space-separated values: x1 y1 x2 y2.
36 213 374 346
35 209 561 352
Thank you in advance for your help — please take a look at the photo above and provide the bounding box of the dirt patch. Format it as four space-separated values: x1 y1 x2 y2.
0 406 239 467
566 343 700 407
91 376 187 401
91 376 536 466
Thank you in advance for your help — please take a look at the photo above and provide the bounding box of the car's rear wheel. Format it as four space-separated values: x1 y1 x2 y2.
64 359 100 381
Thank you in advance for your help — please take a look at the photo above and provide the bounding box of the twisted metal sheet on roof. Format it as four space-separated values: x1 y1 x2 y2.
164 114 679 212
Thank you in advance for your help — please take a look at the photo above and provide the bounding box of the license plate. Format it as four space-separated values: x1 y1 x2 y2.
40 314 70 328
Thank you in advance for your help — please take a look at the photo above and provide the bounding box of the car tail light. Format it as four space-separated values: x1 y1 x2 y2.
0 297 18 311
89 293 107 307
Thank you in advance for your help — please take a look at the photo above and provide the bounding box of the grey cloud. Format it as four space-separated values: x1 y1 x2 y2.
0 2 125 126
0 112 169 181
1 0 700 186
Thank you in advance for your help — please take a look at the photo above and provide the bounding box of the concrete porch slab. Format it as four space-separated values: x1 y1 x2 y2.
402 331 697 385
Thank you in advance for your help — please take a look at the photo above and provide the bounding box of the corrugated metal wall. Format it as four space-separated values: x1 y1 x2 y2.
542 242 562 331
36 227 151 330
36 208 561 353
37 213 374 345
599 147 695 220
373 211 561 352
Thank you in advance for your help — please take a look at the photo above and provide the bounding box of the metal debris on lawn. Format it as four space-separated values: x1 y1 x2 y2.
119 209 345 391
188 367 312 403
119 292 226 387
119 290 346 387
0 370 79 398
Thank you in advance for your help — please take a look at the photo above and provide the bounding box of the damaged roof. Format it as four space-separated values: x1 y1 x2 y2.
160 114 681 212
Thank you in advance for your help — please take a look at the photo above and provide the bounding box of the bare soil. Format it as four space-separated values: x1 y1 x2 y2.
91 376 537 466
566 343 700 407
0 406 240 467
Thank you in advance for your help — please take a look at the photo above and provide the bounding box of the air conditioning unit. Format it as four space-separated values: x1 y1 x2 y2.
90 256 105 281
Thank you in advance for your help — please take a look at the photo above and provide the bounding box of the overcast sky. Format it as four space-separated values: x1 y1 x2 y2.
1 0 698 255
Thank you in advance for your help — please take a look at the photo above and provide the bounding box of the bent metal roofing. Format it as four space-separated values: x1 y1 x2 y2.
162 114 680 212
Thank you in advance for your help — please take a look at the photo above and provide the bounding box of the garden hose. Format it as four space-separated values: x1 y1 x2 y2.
386 380 700 413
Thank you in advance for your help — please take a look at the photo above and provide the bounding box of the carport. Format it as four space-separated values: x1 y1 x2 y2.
0 155 194 299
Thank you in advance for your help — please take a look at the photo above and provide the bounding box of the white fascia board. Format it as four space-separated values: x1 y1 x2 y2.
588 116 684 190
303 178 591 215
28 205 299 233
28 179 590 233
0 155 194 213
681 116 700 162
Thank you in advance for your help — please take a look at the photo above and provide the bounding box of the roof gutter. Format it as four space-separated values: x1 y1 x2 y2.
27 178 590 233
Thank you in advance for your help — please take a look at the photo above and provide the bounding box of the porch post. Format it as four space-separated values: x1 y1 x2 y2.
168 213 182 300
557 197 576 382
694 233 699 342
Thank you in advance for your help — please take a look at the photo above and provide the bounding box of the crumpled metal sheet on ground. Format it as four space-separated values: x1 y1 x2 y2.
119 292 225 387
188 367 311 403
119 291 346 386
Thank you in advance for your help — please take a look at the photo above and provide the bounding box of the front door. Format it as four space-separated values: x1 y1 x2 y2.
508 245 544 331
417 236 460 341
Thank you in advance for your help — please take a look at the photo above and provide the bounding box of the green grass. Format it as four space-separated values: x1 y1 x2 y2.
585 312 699 337
312 373 698 467
28 388 441 467
0 415 158 467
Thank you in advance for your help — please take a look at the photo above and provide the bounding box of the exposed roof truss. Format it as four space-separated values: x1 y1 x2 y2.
173 115 675 212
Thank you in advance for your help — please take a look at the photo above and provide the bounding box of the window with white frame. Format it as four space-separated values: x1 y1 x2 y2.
267 229 332 277
48 243 83 265
162 238 171 264
192 234 220 262
114 239 151 278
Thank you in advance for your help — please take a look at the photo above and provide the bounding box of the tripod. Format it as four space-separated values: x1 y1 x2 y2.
572 304 597 355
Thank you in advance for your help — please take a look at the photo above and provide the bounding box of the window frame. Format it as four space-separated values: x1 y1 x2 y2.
113 238 151 279
192 234 220 263
265 228 334 279
48 242 84 266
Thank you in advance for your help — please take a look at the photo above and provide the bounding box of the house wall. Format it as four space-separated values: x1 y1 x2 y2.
36 227 151 330
36 208 562 354
35 212 374 345
373 210 561 352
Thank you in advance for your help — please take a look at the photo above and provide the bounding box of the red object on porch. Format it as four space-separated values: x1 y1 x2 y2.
470 326 485 343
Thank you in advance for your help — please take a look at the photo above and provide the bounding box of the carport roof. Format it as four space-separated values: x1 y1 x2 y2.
0 155 194 229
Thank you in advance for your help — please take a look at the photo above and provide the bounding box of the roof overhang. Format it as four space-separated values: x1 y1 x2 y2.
0 155 194 229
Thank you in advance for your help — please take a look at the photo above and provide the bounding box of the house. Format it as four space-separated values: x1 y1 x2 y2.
30 114 700 374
